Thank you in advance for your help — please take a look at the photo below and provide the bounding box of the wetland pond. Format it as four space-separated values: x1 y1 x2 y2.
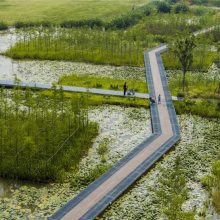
0 29 219 219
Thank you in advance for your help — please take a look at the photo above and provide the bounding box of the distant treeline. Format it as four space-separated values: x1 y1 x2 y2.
12 1 191 30
12 3 154 30
0 0 218 31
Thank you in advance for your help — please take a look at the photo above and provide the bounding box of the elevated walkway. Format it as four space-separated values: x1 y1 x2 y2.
0 80 181 101
48 45 181 220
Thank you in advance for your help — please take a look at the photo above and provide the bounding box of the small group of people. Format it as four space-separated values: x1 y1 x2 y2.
149 94 161 104
123 82 161 104
123 82 135 96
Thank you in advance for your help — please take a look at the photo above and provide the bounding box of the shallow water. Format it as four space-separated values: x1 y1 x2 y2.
0 105 151 218
0 29 16 52
0 30 145 84
0 55 18 78
0 30 149 218
0 29 18 79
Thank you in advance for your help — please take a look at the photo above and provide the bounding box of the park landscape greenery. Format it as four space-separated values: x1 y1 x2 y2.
0 85 98 182
0 0 220 219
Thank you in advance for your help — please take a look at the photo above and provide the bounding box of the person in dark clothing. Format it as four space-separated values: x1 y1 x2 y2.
158 94 161 104
149 96 155 104
123 82 127 96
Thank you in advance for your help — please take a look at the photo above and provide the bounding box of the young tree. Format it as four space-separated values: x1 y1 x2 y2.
173 36 196 92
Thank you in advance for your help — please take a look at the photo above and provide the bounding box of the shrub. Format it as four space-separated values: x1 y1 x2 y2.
14 21 52 29
0 22 8 30
97 138 110 162
173 3 190 13
14 21 38 28
108 13 142 29
95 83 102 88
143 6 153 16
174 100 220 118
157 2 172 13
71 164 111 187
60 18 104 29
169 0 179 3
154 35 167 43
202 160 220 214
41 21 52 28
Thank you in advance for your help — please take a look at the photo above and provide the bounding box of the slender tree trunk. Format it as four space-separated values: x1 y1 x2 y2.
182 69 186 92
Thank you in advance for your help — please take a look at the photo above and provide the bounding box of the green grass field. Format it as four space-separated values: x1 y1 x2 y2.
0 0 148 24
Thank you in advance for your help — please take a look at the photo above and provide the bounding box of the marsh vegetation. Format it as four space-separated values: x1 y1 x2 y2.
4 8 220 66
0 0 219 218
0 86 98 182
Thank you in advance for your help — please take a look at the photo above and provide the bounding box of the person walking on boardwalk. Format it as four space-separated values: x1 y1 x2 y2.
158 94 161 104
123 82 127 96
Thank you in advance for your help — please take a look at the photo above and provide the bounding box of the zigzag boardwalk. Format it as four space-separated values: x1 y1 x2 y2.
48 44 181 220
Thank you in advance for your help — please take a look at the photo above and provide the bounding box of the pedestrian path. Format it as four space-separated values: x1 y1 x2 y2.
48 44 181 220
0 79 181 101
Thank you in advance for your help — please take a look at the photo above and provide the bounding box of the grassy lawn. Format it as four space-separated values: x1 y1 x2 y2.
58 74 147 93
0 0 147 24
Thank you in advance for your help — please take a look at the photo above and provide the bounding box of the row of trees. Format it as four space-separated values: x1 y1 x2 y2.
5 14 204 67
5 28 152 66
0 86 98 182
12 1 192 30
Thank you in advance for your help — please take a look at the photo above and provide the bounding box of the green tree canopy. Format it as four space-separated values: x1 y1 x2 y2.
173 36 196 92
